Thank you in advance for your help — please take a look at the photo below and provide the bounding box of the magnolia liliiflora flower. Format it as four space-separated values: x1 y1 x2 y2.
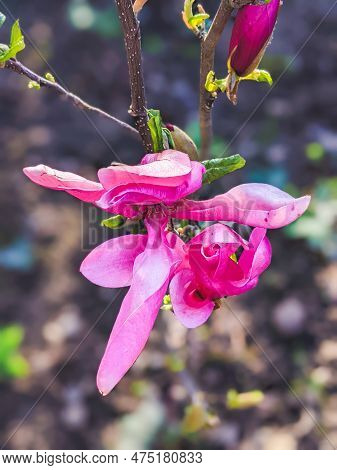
23 150 310 395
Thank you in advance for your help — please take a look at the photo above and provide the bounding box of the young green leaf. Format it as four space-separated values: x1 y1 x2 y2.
202 155 246 184
241 69 273 86
9 20 25 58
182 0 209 33
0 19 25 62
147 109 174 152
101 215 125 229
189 13 209 29
147 109 164 152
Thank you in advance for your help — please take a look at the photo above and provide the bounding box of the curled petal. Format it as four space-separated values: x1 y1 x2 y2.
189 223 249 253
80 234 148 288
174 184 311 229
224 228 272 296
170 270 214 329
239 228 272 280
98 150 198 189
23 165 104 203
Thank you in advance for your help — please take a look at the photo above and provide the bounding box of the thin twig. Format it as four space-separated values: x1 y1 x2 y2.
199 0 260 160
114 0 153 152
4 58 140 138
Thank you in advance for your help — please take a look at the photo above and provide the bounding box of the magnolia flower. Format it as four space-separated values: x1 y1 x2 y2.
225 0 281 103
23 149 310 394
170 224 271 328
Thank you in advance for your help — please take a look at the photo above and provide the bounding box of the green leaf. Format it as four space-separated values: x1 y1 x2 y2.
242 69 273 86
0 12 6 28
182 0 209 33
189 13 209 29
147 109 174 152
0 19 25 62
205 71 228 93
9 20 25 57
147 109 164 152
101 215 125 229
202 155 246 184
183 0 195 25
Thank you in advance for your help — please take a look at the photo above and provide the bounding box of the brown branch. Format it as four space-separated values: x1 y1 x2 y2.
4 58 140 138
114 0 153 152
199 0 262 160
199 0 233 161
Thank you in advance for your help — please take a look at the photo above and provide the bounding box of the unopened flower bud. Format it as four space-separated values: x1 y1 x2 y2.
228 0 281 77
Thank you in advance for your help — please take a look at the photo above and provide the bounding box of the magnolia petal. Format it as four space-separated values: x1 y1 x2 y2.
98 150 194 189
96 218 175 395
189 223 249 252
80 234 148 288
170 270 214 329
97 168 204 210
175 184 311 229
225 228 272 296
238 228 272 281
23 164 104 203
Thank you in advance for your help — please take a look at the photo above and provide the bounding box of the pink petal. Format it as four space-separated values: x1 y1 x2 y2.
98 150 194 189
224 228 272 296
80 234 148 288
97 151 204 210
96 217 177 395
23 165 104 203
174 184 311 229
189 245 244 299
189 223 249 253
97 169 203 209
239 228 272 280
170 270 214 328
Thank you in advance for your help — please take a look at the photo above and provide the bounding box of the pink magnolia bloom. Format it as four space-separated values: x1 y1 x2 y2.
23 149 310 394
170 224 272 328
23 150 310 230
228 0 281 77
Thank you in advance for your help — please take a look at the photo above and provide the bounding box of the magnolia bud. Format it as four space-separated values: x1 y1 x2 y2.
228 0 281 77
165 124 200 161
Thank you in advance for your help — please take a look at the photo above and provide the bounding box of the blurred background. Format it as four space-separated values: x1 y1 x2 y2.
0 0 336 450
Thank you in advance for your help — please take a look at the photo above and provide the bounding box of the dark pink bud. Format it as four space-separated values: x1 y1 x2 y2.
228 0 281 77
